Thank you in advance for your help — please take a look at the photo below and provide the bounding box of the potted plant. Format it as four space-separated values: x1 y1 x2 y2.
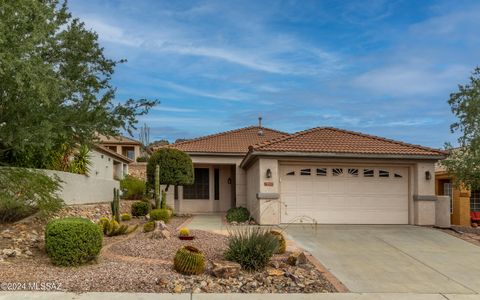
178 227 194 240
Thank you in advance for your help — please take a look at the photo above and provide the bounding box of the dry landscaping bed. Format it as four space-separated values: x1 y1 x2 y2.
438 225 480 247
0 203 337 293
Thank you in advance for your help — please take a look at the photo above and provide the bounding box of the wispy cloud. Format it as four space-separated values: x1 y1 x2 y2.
152 105 197 113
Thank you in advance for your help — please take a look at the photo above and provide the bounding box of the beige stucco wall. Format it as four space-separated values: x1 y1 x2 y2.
246 160 260 221
90 149 115 179
245 156 439 225
44 169 119 205
174 156 246 213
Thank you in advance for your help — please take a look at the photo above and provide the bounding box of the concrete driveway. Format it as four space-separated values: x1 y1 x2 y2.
285 225 480 294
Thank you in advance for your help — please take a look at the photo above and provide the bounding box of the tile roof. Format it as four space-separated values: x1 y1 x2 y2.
94 145 133 163
98 134 142 145
251 127 446 157
161 126 288 154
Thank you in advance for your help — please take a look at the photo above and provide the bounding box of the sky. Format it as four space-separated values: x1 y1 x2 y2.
68 0 480 148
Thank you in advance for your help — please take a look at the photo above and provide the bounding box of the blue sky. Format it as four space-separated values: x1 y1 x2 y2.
69 0 480 148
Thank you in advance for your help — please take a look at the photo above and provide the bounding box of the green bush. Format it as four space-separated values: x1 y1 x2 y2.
120 175 146 200
136 156 148 162
224 226 279 271
121 213 132 221
149 208 170 222
45 217 103 266
146 148 194 190
143 221 155 232
226 207 250 223
0 167 64 223
131 201 150 216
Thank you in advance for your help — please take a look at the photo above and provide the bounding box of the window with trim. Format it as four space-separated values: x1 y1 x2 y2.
214 168 219 200
348 168 359 177
379 170 389 178
332 168 343 176
316 168 327 176
183 168 209 199
471 190 480 212
300 168 311 176
443 182 453 214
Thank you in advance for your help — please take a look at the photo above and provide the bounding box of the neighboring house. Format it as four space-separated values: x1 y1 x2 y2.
435 162 478 226
153 125 446 225
98 135 143 162
91 146 132 180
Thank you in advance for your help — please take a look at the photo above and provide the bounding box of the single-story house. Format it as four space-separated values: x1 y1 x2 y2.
154 125 446 225
435 163 479 226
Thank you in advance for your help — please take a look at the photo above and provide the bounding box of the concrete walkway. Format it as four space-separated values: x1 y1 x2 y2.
2 292 480 300
285 225 480 294
187 214 226 233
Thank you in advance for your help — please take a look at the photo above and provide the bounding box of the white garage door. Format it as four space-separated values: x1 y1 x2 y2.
280 165 409 224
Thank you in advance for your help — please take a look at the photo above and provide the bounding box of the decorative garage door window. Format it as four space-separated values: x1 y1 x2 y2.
316 168 327 176
300 168 311 175
348 168 359 177
379 170 390 177
363 169 374 177
332 168 343 176
286 170 295 176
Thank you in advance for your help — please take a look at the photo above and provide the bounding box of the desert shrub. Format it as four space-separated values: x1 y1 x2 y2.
143 221 155 232
120 175 146 200
45 217 103 266
131 201 150 216
0 167 64 223
179 227 190 236
269 230 286 254
174 246 205 275
149 208 170 222
136 156 148 162
226 207 250 223
121 213 132 221
224 226 279 271
98 218 138 237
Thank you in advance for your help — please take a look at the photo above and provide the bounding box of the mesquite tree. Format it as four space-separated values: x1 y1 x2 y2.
0 0 158 168
442 66 480 190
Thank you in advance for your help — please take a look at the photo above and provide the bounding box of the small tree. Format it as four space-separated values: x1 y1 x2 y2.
147 149 194 192
442 66 480 190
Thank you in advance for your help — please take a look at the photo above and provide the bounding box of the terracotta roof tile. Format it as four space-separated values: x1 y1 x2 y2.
252 127 446 157
161 126 288 154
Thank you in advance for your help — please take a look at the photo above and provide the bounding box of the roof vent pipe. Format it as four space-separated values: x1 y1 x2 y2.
257 116 264 136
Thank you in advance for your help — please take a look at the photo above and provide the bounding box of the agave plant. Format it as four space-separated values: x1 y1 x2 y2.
69 144 92 175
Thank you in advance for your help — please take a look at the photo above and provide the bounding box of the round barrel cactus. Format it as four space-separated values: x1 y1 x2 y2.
270 230 286 254
173 245 205 275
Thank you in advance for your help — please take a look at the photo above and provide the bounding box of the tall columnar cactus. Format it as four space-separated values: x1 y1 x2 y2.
161 190 167 209
111 188 120 222
154 164 160 209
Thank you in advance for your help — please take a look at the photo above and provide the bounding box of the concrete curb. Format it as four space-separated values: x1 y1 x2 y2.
1 292 480 300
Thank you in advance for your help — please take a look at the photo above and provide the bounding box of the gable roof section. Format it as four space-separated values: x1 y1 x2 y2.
241 127 446 167
94 145 133 164
98 134 142 145
161 126 288 155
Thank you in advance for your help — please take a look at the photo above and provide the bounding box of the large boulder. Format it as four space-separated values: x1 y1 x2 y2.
211 260 241 278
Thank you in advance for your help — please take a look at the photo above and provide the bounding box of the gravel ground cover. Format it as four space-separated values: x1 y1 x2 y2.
438 225 480 246
0 203 337 293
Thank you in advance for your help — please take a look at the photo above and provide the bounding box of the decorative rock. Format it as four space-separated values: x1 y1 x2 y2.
211 260 241 278
151 221 170 239
287 252 307 266
472 223 478 228
173 284 183 293
266 267 285 276
2 248 17 257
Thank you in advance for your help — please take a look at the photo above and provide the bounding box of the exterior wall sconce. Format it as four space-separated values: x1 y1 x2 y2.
266 168 272 179
425 171 431 180
227 178 232 184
